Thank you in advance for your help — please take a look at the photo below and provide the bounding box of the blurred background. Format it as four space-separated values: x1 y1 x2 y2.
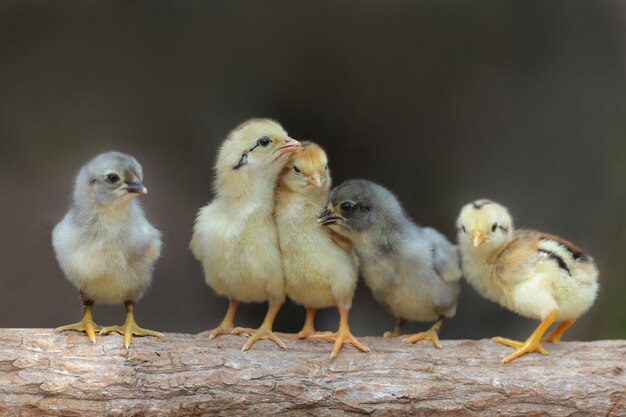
0 0 624 342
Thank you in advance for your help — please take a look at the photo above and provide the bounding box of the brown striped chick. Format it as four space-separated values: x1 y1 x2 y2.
275 142 369 358
190 119 300 351
457 199 599 363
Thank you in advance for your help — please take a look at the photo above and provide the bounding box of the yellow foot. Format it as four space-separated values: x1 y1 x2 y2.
232 327 286 351
542 319 576 344
276 328 332 339
403 329 442 349
56 319 102 344
100 322 163 349
198 324 234 340
383 329 402 338
492 336 548 363
310 329 370 359
383 318 406 338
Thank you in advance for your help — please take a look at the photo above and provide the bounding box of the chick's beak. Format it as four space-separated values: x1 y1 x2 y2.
470 228 485 247
274 137 301 156
308 171 323 188
126 179 148 194
318 208 343 226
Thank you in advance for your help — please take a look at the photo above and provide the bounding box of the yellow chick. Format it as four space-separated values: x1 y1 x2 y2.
275 142 370 358
456 199 599 363
190 119 300 351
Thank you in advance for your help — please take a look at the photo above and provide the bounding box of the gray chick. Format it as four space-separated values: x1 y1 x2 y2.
53 151 163 348
319 179 461 348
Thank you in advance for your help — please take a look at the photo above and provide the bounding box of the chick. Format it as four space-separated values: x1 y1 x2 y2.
190 119 300 351
275 142 369 358
53 151 163 348
319 179 461 348
456 199 599 363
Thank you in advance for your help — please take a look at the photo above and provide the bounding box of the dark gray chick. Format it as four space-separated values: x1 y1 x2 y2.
319 179 461 348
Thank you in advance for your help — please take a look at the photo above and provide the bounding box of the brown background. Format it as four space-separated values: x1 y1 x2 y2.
0 0 624 341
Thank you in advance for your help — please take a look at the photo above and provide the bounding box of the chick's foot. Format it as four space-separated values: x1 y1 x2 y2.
54 304 102 343
199 299 240 340
276 307 332 339
403 329 442 348
542 319 576 344
402 317 445 348
233 301 285 351
55 302 101 344
277 329 332 339
310 306 370 358
383 318 407 338
233 327 286 351
200 324 235 340
493 310 557 363
492 337 548 357
100 301 163 349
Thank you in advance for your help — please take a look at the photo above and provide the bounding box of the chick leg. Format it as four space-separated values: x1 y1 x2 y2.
542 318 576 343
310 305 370 359
493 309 557 363
403 316 445 349
277 307 332 339
55 301 102 344
383 318 407 338
232 302 286 351
199 298 240 340
100 301 164 349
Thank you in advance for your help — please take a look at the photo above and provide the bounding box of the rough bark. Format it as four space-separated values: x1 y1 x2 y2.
0 329 624 416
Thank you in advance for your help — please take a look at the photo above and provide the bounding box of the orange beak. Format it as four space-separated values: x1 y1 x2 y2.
470 228 485 247
308 171 322 188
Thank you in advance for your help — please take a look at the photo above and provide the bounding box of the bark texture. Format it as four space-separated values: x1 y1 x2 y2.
0 329 624 416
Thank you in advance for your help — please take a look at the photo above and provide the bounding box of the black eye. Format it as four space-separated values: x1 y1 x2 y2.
325 164 328 171
492 223 498 232
106 173 120 184
340 202 354 213
257 136 271 147
462 226 466 233
293 165 301 174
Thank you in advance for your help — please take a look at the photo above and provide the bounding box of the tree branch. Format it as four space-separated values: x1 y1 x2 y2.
0 329 624 416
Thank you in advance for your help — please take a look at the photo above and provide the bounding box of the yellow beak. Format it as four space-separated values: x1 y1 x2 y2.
470 228 485 247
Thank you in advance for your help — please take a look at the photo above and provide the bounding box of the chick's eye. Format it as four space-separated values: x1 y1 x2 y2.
462 226 466 233
257 136 271 147
106 173 120 184
293 165 301 174
340 202 353 212
492 223 498 232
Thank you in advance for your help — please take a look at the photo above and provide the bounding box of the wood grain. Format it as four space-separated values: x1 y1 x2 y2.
0 329 624 416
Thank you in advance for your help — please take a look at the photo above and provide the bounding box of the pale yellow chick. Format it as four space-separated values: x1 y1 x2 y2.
457 199 599 363
275 142 369 358
190 119 300 351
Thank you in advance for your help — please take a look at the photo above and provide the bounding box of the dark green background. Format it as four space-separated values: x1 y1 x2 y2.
1 0 624 341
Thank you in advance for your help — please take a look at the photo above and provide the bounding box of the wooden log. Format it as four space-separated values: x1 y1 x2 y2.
0 329 624 416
